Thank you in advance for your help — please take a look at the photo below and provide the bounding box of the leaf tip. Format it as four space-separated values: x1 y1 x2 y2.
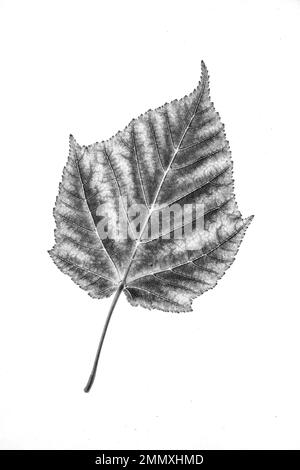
201 60 209 77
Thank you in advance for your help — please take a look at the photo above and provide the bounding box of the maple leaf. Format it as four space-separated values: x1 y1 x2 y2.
49 62 253 391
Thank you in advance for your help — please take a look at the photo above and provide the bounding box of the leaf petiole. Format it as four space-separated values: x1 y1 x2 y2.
84 282 124 393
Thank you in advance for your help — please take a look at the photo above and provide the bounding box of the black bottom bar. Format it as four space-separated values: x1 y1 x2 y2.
0 450 299 467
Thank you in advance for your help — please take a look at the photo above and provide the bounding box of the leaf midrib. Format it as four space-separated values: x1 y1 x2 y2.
121 71 207 286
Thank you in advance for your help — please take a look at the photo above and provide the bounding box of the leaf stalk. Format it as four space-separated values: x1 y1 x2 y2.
84 282 124 393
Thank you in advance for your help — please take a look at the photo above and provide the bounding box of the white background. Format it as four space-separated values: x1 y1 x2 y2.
0 0 299 450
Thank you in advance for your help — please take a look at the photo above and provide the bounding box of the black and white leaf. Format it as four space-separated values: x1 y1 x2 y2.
49 62 253 391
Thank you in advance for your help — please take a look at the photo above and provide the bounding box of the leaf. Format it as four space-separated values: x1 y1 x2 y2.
49 62 253 391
